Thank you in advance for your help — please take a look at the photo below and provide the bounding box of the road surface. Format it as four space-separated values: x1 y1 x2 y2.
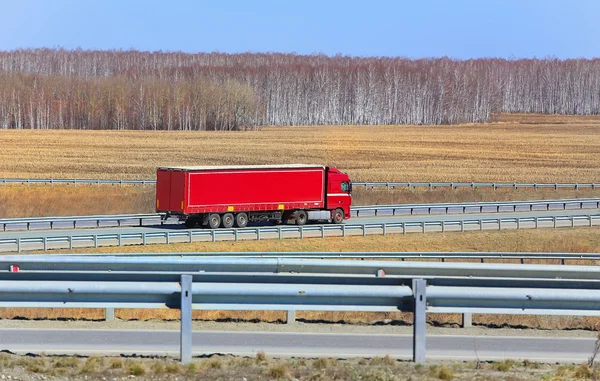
0 328 595 362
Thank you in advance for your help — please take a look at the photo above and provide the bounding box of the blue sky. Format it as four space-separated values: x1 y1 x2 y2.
1 0 599 59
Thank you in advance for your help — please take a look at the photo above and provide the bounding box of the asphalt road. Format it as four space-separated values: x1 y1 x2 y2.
0 209 596 240
0 328 595 362
0 209 598 252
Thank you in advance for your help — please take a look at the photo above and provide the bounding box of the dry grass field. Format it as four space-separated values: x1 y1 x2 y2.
0 351 583 381
0 114 599 182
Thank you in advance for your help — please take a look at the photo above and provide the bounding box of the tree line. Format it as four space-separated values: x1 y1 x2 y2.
0 49 599 130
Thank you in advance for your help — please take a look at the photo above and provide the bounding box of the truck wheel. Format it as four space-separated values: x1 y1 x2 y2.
235 213 248 228
295 210 307 226
333 208 345 224
208 213 221 229
184 218 197 228
222 213 234 228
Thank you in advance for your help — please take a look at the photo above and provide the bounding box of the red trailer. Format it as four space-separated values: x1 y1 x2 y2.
156 164 352 228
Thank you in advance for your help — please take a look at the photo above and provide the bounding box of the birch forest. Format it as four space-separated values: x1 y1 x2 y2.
0 49 599 130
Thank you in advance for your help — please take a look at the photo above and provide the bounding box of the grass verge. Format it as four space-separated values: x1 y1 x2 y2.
0 352 592 381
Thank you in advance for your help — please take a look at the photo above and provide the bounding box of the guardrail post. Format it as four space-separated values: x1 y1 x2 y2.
535 217 539 229
180 274 193 364
462 313 472 328
412 278 427 364
43 237 47 251
17 238 21 253
342 225 346 237
188 231 193 243
590 216 594 227
553 217 557 228
421 221 425 233
321 226 325 239
286 310 296 324
256 228 261 240
498 219 501 230
300 227 304 239
105 308 115 321
402 223 406 235
278 228 282 240
362 225 367 236
382 223 387 236
142 232 147 246
441 221 445 232
118 234 122 247
460 220 464 232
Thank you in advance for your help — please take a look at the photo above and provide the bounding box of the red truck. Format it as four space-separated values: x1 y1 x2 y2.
156 164 352 228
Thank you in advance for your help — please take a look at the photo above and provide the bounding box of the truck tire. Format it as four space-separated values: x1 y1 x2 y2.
333 208 345 224
184 218 197 228
221 213 234 228
208 213 221 229
295 210 307 226
235 213 248 228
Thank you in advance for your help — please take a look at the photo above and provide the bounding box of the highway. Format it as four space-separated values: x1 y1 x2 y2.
0 328 595 362
0 208 598 252
0 209 596 240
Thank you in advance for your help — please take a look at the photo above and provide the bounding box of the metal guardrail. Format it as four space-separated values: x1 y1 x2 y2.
0 178 154 187
3 257 600 363
24 251 600 265
0 213 164 231
2 178 599 191
351 198 600 216
1 213 598 253
3 198 599 231
356 181 600 191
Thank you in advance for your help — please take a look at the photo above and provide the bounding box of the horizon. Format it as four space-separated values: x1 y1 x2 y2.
1 47 597 62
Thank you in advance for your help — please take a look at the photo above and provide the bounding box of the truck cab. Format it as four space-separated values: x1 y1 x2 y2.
326 167 352 222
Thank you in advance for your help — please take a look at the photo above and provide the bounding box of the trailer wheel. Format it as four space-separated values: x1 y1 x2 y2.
208 213 221 229
184 218 197 228
295 210 307 226
333 208 345 224
235 213 248 228
222 213 234 228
